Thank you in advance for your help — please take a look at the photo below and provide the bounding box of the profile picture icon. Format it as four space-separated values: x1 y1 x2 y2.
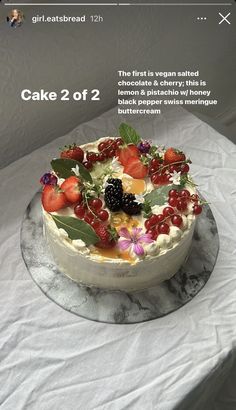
6 9 24 28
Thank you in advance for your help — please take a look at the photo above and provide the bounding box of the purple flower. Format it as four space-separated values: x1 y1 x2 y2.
118 227 153 256
40 172 58 186
137 140 151 154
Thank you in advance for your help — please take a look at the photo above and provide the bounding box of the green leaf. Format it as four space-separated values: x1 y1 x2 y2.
51 159 92 183
145 184 180 206
119 123 141 145
51 215 99 245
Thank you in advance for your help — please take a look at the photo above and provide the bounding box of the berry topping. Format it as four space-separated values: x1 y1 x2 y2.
40 172 57 186
158 223 170 235
87 151 98 163
179 189 190 198
94 224 118 249
193 204 202 215
116 144 139 166
176 198 188 211
163 206 175 217
104 178 123 212
164 147 186 165
88 198 103 211
60 144 84 162
61 176 82 204
171 215 183 227
74 203 86 219
97 209 109 221
121 193 142 215
168 189 179 198
42 185 68 212
83 160 93 170
124 157 148 179
137 140 151 154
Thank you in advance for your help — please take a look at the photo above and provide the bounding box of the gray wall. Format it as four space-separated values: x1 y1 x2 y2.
0 3 235 168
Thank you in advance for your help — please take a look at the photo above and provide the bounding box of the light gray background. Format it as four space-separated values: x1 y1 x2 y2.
0 2 235 168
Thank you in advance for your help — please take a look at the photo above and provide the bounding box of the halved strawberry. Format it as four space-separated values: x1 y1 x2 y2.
42 185 68 212
116 144 139 166
164 148 186 164
60 144 84 162
123 157 148 179
61 176 82 204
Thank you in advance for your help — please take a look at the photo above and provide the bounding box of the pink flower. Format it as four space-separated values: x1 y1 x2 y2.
118 227 153 256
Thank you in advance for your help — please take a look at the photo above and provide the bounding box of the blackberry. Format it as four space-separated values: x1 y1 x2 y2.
104 178 123 212
121 193 142 215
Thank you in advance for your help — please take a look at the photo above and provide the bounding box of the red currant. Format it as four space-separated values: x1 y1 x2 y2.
163 206 175 217
169 164 178 173
151 174 163 185
158 223 170 235
89 198 103 211
149 214 160 226
181 164 190 174
149 166 157 175
97 209 109 221
83 160 93 170
144 219 153 230
146 228 158 240
108 149 116 158
156 214 165 223
169 189 179 198
171 214 183 227
98 142 107 152
114 138 123 148
74 204 86 219
168 197 178 207
98 152 106 162
193 204 202 215
150 158 161 169
179 189 190 198
87 152 98 163
176 199 187 211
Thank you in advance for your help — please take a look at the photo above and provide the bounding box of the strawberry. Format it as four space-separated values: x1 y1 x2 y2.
60 144 84 162
164 148 186 165
94 224 117 249
123 157 148 179
116 144 139 166
61 176 82 204
42 185 68 212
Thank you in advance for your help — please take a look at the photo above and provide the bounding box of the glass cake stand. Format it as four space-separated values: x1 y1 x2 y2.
21 192 219 324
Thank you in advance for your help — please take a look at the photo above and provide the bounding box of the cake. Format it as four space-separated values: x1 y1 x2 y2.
40 123 203 291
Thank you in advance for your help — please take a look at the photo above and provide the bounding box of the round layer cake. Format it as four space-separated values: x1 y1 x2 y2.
40 124 203 291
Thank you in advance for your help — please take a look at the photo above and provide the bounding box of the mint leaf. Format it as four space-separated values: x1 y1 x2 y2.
51 159 92 183
119 123 141 145
145 184 180 206
51 215 98 245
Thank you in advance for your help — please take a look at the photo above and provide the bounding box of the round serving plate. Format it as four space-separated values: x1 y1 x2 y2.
21 192 219 324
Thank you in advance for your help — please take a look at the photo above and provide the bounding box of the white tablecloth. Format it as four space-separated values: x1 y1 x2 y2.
1 106 236 410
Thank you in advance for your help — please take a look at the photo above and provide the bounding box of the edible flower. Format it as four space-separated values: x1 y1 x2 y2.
118 227 153 256
169 170 181 185
71 164 80 176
